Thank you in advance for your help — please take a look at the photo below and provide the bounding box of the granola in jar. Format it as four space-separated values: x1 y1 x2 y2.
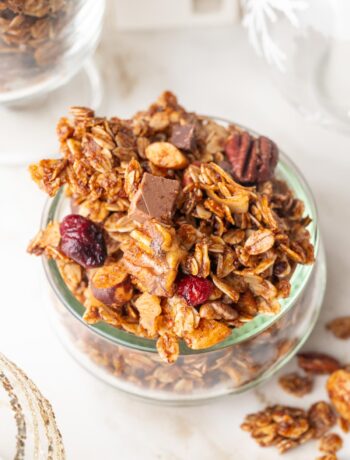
0 0 104 102
29 92 321 398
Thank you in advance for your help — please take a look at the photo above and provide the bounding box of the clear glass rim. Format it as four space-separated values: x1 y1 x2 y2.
42 117 319 355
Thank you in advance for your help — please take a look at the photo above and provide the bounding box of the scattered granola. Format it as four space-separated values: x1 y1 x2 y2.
297 352 341 375
326 317 350 340
28 92 315 363
319 433 343 454
241 401 336 454
279 372 313 397
241 404 317 453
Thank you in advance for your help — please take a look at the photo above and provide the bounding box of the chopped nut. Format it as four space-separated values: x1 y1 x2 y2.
184 318 231 350
90 263 133 307
156 333 179 364
168 295 200 337
121 220 186 297
134 293 161 336
297 352 341 375
279 372 313 397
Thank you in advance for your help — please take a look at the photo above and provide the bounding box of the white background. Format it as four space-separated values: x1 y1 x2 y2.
0 7 350 460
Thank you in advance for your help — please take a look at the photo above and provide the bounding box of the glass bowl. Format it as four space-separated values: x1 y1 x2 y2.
41 119 326 404
0 0 105 105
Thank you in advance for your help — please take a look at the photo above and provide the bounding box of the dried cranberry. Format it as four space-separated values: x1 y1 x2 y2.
59 214 107 269
177 275 213 306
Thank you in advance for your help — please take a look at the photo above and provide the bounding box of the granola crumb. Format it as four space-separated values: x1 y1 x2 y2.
326 316 350 340
279 372 313 397
319 433 343 454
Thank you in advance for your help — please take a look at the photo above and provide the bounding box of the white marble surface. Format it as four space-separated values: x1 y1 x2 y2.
0 16 350 460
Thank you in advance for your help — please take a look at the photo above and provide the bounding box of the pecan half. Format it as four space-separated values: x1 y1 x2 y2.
326 316 350 340
224 132 278 185
297 352 341 375
278 372 313 397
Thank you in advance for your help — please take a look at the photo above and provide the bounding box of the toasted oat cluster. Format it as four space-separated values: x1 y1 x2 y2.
0 0 70 86
241 402 336 454
28 92 314 363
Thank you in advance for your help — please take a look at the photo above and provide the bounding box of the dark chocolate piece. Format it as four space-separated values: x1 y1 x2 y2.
170 124 196 151
128 173 180 224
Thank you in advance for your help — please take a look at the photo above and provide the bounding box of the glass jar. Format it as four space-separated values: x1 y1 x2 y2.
243 0 350 133
0 0 105 104
41 121 325 404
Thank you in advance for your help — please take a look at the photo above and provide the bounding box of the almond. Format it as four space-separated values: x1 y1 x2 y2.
145 142 189 169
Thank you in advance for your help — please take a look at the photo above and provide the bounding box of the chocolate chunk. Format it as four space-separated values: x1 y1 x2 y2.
170 124 196 151
128 173 180 224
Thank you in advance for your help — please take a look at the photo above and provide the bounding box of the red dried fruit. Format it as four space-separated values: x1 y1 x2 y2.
177 275 213 306
60 214 107 269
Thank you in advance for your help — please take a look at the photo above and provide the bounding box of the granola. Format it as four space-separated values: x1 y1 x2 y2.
0 0 71 89
241 405 314 453
28 92 315 363
241 401 336 454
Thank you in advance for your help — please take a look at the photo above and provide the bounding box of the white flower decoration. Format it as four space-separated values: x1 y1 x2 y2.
242 0 308 71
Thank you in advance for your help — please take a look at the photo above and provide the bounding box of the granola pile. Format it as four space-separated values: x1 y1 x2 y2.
28 92 314 363
243 330 350 458
0 0 70 88
241 401 336 454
